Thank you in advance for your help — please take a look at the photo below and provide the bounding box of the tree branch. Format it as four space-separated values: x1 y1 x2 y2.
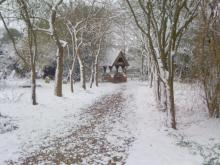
0 12 29 67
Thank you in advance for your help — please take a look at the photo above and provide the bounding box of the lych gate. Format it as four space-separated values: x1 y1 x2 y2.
101 50 129 83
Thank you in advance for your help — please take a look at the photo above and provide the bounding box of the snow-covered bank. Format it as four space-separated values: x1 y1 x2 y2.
0 79 121 164
175 82 220 141
125 81 220 165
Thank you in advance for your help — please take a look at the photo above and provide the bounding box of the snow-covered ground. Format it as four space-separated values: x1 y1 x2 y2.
125 81 220 165
0 79 219 164
0 79 122 164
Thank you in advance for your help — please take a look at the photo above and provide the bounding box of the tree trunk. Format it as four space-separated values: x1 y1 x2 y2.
159 68 168 111
167 75 176 129
77 48 86 90
90 62 95 88
80 62 86 90
31 60 37 105
153 75 161 104
141 51 144 80
150 73 153 87
167 51 176 129
94 55 99 87
70 69 74 93
29 25 37 105
160 81 167 111
54 47 64 97
70 55 76 93
89 54 99 88
93 37 102 87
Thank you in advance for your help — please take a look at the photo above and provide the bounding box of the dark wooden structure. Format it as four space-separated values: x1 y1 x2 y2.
101 50 129 83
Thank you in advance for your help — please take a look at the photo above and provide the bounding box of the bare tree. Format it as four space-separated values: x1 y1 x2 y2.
194 0 220 117
33 0 66 97
16 0 38 105
66 19 86 90
89 11 111 88
89 29 104 88
0 0 38 105
65 1 107 90
126 0 200 129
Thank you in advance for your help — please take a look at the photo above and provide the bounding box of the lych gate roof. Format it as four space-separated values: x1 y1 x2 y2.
100 47 129 67
113 51 129 66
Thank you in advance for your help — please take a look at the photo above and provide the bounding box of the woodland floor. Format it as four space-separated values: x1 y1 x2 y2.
6 85 135 165
0 80 220 165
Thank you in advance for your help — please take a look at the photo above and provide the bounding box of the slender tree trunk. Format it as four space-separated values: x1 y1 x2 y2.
158 68 168 111
90 62 95 88
80 62 86 90
70 69 74 93
89 54 99 88
27 28 37 105
70 55 76 93
150 72 153 87
141 51 144 80
31 63 37 105
54 47 64 97
167 51 176 129
94 55 99 87
94 37 102 87
160 81 167 111
31 25 38 105
167 75 176 129
28 23 38 105
154 74 161 104
77 48 86 90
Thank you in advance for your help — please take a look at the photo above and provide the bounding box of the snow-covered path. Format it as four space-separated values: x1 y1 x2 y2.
125 82 220 165
10 86 134 164
0 80 220 165
125 82 202 165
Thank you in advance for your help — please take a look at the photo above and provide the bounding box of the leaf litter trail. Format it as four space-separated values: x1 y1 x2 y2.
8 85 135 165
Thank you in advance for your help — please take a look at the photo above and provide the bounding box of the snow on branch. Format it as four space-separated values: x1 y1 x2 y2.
59 40 68 48
0 0 6 5
33 0 63 36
